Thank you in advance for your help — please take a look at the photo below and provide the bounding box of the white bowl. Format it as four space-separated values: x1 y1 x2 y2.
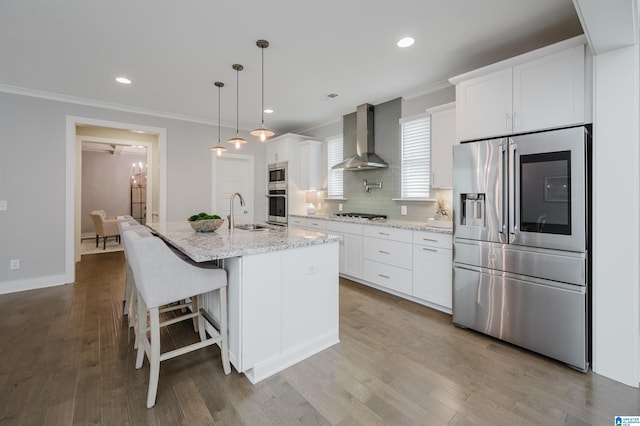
189 218 224 232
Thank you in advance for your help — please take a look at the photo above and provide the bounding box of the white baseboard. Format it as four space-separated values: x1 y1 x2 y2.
0 273 72 295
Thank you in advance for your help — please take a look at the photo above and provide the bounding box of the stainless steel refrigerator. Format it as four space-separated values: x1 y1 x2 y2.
452 125 590 371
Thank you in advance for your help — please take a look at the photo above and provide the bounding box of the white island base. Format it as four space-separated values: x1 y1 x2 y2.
202 241 339 383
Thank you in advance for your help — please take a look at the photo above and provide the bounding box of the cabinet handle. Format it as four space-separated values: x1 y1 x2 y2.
506 113 511 131
378 274 390 279
378 250 390 255
513 111 518 130
422 238 438 243
378 232 390 236
422 248 438 252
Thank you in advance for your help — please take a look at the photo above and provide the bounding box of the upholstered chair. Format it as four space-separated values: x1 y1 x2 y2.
89 210 120 249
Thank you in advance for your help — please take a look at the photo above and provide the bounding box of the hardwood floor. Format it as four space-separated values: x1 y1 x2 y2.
0 252 638 425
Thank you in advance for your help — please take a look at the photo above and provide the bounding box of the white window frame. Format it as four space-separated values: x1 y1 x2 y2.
326 134 344 198
400 113 431 199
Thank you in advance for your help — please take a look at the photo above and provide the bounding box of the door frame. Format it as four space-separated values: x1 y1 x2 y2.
211 153 255 220
66 116 167 273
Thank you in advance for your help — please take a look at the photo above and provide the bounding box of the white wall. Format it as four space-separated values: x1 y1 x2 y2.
0 92 266 294
592 42 640 386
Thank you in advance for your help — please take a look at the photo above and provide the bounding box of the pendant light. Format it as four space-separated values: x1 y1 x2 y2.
227 64 248 149
250 39 275 142
210 81 228 157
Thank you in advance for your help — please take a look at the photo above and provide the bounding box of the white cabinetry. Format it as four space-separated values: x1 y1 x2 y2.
266 137 289 164
451 38 591 142
300 140 322 191
428 102 456 188
265 134 321 217
306 218 327 232
326 221 363 279
288 217 307 230
362 225 413 296
412 231 452 311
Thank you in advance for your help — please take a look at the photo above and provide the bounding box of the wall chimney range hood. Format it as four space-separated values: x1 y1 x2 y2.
332 103 388 170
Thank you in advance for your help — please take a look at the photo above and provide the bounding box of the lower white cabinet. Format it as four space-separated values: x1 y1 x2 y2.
412 232 453 311
327 221 363 279
288 217 307 230
363 259 412 295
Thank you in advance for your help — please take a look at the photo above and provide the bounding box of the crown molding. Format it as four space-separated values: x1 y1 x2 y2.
0 84 239 127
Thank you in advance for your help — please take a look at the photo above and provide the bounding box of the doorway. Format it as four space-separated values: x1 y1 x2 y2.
66 116 167 271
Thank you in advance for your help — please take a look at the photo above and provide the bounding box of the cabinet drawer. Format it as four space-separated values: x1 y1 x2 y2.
413 231 452 249
288 217 307 229
306 218 327 231
363 237 412 270
363 260 412 295
363 225 413 243
326 220 363 235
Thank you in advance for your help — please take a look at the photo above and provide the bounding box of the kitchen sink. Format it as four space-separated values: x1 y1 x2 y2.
234 224 269 231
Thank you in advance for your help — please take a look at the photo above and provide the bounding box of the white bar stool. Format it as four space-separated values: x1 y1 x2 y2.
117 218 146 324
122 229 231 408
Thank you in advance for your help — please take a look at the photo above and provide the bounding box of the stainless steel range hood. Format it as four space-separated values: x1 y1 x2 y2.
332 103 388 170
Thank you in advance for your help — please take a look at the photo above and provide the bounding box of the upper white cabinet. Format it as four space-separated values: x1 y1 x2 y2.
300 140 322 191
451 36 591 142
266 137 289 164
428 102 456 188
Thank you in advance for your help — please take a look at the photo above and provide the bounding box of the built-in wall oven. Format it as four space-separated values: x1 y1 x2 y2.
266 162 287 225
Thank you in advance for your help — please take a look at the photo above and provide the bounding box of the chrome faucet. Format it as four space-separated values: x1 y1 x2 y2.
228 192 245 230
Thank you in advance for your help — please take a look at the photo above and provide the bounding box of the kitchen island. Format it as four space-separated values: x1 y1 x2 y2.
147 221 340 384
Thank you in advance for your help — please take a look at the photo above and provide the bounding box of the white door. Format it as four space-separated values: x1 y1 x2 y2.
212 154 254 225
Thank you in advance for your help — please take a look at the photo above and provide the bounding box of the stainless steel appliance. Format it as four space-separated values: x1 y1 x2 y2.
453 125 591 372
266 162 288 225
268 162 287 184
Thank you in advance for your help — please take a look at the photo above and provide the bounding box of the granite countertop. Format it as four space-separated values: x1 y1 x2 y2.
147 221 341 262
290 214 453 234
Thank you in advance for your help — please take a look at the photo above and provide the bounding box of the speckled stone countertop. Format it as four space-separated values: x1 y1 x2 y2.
147 221 341 262
289 214 453 234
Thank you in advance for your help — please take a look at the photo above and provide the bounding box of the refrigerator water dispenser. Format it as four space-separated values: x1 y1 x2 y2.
461 194 485 227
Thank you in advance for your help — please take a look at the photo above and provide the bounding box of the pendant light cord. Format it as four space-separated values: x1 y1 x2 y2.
261 46 265 126
236 68 240 134
218 84 221 143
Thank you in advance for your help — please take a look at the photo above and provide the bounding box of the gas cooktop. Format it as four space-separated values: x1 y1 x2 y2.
334 212 387 220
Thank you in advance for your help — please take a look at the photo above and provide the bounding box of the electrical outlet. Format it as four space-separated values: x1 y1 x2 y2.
10 259 20 270
338 203 343 212
0 200 7 211
306 264 318 275
401 205 408 216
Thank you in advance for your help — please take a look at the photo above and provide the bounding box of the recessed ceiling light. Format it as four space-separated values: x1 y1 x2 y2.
264 108 274 114
116 76 132 84
397 37 415 48
327 93 339 99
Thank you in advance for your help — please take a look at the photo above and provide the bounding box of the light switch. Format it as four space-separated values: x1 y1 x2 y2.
338 203 343 212
0 200 6 211
401 205 407 215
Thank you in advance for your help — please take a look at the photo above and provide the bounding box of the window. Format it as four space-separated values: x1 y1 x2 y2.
327 134 344 198
400 113 431 198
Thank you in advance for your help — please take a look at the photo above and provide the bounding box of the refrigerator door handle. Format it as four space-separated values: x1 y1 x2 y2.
509 140 518 237
499 141 507 236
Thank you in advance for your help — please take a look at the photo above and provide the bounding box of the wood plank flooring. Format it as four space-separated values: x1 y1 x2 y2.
0 251 638 425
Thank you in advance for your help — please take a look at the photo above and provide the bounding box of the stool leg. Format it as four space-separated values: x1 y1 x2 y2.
191 296 199 333
135 294 146 368
147 307 161 408
195 295 207 342
219 286 231 375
